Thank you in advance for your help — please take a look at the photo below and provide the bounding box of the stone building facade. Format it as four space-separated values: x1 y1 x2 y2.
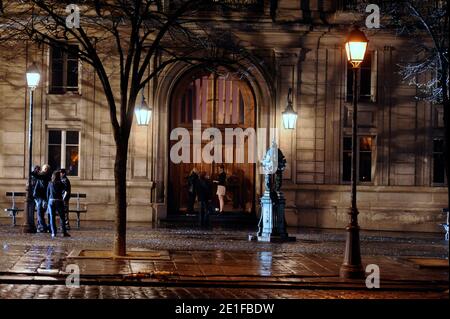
0 0 447 232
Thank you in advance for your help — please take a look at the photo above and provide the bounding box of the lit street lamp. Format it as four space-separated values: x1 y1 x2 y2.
135 90 152 126
340 27 368 279
23 63 41 233
282 88 298 129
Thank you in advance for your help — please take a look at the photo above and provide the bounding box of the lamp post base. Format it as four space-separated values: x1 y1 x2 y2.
339 263 365 279
22 226 36 234
22 199 37 233
340 216 364 279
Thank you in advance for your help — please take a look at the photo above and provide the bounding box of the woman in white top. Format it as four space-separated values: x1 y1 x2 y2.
214 165 227 214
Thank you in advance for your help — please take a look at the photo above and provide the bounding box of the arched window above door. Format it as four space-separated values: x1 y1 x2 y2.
173 71 254 127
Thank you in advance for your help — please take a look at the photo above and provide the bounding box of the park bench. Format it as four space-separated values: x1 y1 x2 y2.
68 193 87 229
4 192 26 226
442 208 449 241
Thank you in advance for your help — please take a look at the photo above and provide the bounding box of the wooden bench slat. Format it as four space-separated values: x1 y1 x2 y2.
5 192 26 197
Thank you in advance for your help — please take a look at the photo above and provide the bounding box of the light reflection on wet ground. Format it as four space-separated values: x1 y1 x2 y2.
0 219 447 258
0 219 447 285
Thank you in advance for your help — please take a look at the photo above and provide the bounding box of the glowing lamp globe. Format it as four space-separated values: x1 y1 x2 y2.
26 63 41 89
282 88 298 130
135 97 152 126
345 27 369 68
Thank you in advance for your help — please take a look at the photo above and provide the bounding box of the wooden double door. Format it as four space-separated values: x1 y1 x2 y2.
168 69 256 214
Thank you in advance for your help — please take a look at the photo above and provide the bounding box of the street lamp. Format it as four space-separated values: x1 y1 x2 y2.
23 62 41 233
282 88 297 129
26 63 41 89
340 27 368 279
135 90 152 126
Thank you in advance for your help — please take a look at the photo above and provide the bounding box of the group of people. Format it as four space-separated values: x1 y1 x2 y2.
26 164 71 238
187 165 227 227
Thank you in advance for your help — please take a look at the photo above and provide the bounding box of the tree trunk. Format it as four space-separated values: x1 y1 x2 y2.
113 136 129 256
441 62 450 211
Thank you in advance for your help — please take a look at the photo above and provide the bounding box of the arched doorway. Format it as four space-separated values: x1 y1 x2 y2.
168 68 256 215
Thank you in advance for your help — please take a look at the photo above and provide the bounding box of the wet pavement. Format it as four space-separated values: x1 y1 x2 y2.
0 218 448 299
0 218 447 257
0 284 448 299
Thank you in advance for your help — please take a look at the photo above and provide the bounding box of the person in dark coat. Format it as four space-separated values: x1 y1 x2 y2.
60 168 71 230
25 165 40 232
32 164 51 232
186 167 198 214
196 171 211 227
47 171 70 238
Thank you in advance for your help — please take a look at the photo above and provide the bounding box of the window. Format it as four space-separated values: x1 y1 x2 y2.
338 0 388 11
50 44 79 94
359 137 372 182
343 137 352 182
176 74 249 125
337 0 357 10
433 138 446 184
343 136 374 182
347 52 377 103
170 0 264 12
48 130 80 176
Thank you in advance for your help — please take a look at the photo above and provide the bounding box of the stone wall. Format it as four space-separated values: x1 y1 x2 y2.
0 179 155 222
0 1 447 231
283 184 447 232
0 44 156 223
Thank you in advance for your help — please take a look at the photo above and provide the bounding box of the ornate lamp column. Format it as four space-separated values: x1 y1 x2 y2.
23 63 41 233
340 27 369 279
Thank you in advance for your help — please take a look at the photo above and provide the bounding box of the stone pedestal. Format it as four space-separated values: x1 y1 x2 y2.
250 142 295 243
257 190 274 240
254 190 295 242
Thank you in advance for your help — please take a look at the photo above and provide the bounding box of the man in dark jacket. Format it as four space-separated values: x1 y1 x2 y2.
196 172 211 227
32 164 51 232
25 165 40 232
60 168 71 230
186 168 198 214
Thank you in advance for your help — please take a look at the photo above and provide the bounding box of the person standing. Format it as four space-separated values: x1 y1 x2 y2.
186 167 199 214
214 165 227 214
32 164 51 232
60 168 71 230
47 171 70 238
196 171 211 227
25 165 40 232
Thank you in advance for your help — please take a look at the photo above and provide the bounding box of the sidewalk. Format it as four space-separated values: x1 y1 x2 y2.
0 219 448 298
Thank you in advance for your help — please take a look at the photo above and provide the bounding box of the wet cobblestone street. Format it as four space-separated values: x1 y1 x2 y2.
0 284 447 299
0 219 448 299
0 219 447 257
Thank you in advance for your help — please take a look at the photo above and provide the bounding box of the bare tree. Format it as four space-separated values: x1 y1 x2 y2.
377 0 449 208
0 0 253 255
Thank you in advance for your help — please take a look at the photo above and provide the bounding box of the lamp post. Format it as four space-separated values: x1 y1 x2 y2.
23 63 41 233
135 89 152 126
340 27 368 279
282 88 298 130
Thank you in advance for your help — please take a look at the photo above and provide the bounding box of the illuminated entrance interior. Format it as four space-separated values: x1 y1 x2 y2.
168 68 256 214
